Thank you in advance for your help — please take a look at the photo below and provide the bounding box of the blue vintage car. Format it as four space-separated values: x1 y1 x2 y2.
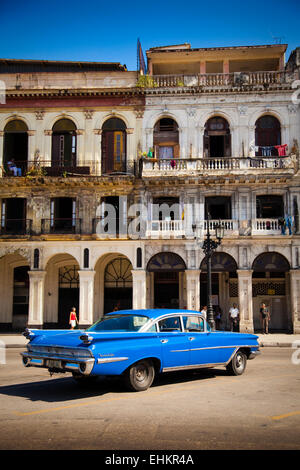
21 309 260 391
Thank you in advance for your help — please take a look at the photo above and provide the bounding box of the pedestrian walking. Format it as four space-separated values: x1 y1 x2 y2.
69 306 78 329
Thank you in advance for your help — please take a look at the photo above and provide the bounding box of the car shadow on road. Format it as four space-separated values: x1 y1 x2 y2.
0 367 229 403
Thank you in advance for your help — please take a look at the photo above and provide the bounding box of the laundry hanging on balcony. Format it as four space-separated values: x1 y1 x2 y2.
255 144 288 156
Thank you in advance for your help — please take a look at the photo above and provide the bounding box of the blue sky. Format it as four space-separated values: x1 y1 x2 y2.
1 0 299 70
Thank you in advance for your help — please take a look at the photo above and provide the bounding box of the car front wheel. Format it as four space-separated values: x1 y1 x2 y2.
124 360 155 392
226 350 247 376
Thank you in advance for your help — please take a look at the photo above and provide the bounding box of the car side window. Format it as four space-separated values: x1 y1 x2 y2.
183 316 204 332
158 316 182 332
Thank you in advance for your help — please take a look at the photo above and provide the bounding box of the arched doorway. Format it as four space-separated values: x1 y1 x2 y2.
3 120 28 176
0 253 29 331
153 117 179 160
203 116 231 158
255 115 281 156
252 252 290 332
147 252 186 308
101 118 127 174
104 257 133 313
200 252 238 329
52 118 77 167
44 254 80 328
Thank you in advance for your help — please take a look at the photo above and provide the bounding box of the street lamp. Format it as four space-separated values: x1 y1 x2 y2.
202 215 224 331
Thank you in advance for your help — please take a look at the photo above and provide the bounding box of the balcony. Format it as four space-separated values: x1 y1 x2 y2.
41 218 82 235
1 160 137 178
141 156 296 178
141 70 292 89
0 219 32 235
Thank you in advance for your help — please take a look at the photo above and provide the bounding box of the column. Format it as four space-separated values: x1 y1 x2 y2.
131 269 147 309
237 270 254 333
78 270 96 327
0 131 4 177
44 130 52 165
185 270 200 311
290 270 300 333
76 129 85 166
28 271 46 328
126 128 134 174
27 130 36 165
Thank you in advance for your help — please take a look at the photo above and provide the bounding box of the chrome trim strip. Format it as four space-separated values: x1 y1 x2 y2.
97 357 128 364
162 362 226 372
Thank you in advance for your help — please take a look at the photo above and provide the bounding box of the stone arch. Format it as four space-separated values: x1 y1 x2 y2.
0 252 30 329
44 253 80 327
251 252 290 332
147 252 186 309
94 252 133 318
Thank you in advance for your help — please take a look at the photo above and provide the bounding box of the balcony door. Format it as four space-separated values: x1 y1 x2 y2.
3 120 28 175
50 198 76 233
204 117 231 158
52 119 77 167
1 198 27 234
101 118 127 174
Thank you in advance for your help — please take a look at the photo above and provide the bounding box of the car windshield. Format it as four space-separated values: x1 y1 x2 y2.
87 314 150 332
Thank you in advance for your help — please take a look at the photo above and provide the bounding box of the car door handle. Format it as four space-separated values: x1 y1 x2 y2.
160 339 169 344
188 337 195 341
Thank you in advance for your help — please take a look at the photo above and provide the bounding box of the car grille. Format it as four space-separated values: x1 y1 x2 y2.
27 345 92 359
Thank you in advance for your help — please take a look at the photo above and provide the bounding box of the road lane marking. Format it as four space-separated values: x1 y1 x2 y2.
271 411 300 421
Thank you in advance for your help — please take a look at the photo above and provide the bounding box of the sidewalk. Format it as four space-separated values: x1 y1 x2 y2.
1 332 300 348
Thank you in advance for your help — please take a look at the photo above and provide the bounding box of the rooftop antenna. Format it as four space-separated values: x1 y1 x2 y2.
272 36 285 44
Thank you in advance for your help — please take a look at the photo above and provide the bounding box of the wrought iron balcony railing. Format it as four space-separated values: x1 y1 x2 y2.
0 219 32 235
1 160 137 178
41 218 82 235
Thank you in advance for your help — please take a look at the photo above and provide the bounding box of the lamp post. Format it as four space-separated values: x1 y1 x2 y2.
202 215 224 331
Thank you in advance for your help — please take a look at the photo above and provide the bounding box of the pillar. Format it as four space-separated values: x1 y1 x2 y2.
132 269 147 309
28 271 46 328
185 270 200 311
78 270 96 327
290 270 300 333
237 269 254 333
0 131 4 176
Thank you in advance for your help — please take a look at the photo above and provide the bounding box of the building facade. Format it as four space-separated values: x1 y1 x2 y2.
0 44 300 333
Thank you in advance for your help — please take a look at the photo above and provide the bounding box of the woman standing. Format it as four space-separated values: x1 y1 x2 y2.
69 307 78 330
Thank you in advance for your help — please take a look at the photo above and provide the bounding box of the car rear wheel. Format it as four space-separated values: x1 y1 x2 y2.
124 360 155 392
226 350 247 376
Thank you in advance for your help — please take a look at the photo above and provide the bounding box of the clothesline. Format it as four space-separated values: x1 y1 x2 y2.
255 144 288 156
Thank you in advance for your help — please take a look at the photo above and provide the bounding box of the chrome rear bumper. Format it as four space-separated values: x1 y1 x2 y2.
248 350 261 360
21 352 95 376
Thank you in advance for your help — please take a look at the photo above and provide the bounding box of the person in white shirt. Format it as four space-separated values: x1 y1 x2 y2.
200 305 207 320
229 303 239 331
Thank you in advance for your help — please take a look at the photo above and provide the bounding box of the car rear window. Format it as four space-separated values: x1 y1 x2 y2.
87 314 149 332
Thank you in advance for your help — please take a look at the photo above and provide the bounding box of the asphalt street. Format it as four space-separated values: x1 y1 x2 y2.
0 347 299 451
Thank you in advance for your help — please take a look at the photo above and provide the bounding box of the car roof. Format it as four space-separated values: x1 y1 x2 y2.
105 309 202 321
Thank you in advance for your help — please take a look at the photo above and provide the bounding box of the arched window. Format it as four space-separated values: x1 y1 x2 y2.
255 115 281 156
84 248 89 269
203 117 231 158
101 118 127 174
3 120 28 176
52 118 77 167
153 118 179 160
